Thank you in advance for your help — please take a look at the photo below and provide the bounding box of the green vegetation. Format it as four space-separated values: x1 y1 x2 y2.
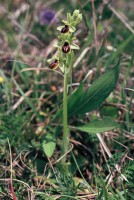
0 0 134 199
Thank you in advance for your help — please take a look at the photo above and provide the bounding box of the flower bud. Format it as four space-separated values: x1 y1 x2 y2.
73 10 80 17
62 42 70 54
76 14 82 23
49 59 59 69
61 25 69 33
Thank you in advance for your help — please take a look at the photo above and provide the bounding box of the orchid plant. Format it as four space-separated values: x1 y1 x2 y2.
47 10 82 163
47 9 119 165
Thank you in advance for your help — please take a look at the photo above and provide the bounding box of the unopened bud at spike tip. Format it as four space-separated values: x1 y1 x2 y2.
73 10 80 17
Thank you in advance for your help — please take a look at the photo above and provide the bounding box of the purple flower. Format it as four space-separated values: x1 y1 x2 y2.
39 9 57 25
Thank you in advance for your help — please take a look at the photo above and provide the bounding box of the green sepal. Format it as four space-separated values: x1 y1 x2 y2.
69 26 76 33
57 26 64 31
62 20 69 25
67 13 72 23
47 57 55 63
71 43 80 50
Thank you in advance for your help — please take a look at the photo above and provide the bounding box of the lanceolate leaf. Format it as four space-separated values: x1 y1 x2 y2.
68 64 119 116
72 117 119 134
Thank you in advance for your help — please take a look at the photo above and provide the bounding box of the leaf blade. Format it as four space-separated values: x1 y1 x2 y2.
73 117 119 134
68 64 119 116
42 134 56 157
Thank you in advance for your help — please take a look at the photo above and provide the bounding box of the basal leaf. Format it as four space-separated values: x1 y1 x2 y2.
68 64 119 116
72 117 119 134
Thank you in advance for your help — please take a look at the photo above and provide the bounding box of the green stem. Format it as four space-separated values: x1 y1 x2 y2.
61 69 69 163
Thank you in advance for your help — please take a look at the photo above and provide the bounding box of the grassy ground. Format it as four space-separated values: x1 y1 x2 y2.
0 0 134 199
